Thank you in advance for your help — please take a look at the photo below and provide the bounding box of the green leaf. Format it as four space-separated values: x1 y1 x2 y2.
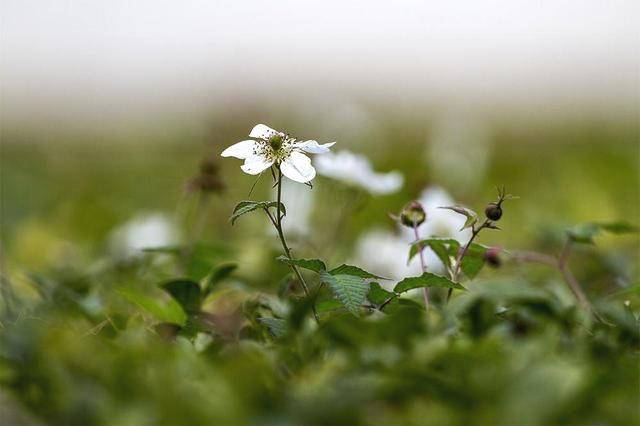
143 244 225 280
394 272 465 293
258 317 289 338
440 206 478 231
277 256 326 272
408 238 460 269
328 264 389 280
320 271 369 316
160 280 202 314
368 282 395 305
203 263 238 296
230 200 286 225
118 288 187 325
567 221 638 244
596 221 639 234
460 243 488 279
230 201 262 225
316 299 345 312
567 223 600 244
263 201 287 216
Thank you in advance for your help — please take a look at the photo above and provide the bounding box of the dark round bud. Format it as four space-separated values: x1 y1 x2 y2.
200 159 220 175
484 246 502 268
400 201 426 228
485 202 503 221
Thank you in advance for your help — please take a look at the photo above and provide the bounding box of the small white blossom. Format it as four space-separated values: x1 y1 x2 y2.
314 150 404 195
109 213 179 258
221 124 335 183
402 187 472 243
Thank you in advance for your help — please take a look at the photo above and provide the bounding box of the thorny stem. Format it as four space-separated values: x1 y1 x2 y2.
557 240 592 311
412 219 430 309
270 168 320 323
447 219 490 303
511 239 592 311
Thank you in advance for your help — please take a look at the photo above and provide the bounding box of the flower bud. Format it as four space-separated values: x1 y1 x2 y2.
484 246 502 268
200 159 219 175
400 201 426 228
485 202 503 221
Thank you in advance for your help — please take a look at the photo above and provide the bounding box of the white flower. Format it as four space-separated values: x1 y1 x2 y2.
221 124 335 183
403 187 473 243
109 213 179 258
314 150 404 195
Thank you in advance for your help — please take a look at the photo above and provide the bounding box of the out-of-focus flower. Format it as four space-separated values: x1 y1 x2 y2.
185 157 226 194
405 187 473 243
314 150 403 195
221 124 335 183
353 186 471 284
109 213 179 258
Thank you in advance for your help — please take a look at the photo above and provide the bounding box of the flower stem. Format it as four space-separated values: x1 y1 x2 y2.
412 220 430 309
511 240 592 311
447 219 489 303
272 168 320 323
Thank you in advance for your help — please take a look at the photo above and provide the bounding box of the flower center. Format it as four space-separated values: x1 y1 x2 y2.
253 133 296 164
269 134 283 152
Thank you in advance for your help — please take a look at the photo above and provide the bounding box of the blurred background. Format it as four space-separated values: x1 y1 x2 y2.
1 0 639 278
1 2 640 425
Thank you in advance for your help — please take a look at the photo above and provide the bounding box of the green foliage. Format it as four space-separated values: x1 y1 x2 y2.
439 206 478 230
367 282 394 305
567 221 639 244
394 272 465 293
160 279 202 314
319 271 370 316
230 200 286 225
409 238 488 280
119 287 187 325
277 256 326 272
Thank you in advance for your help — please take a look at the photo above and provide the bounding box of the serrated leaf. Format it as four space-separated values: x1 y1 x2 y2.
230 201 262 225
439 206 478 231
368 282 395 305
230 201 287 225
320 271 369 316
160 280 202 314
258 317 288 338
329 264 388 280
118 288 187 326
263 201 287 216
408 238 460 269
394 272 465 293
277 256 326 272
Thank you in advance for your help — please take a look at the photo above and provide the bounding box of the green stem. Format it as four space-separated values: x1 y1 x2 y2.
557 240 592 311
412 220 430 309
447 219 489 303
273 168 320 323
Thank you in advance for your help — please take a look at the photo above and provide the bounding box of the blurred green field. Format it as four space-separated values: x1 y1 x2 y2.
0 116 639 426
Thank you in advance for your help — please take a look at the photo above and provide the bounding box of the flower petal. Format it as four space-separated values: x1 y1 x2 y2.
240 155 274 175
221 140 256 159
249 124 279 140
280 151 316 183
294 140 336 154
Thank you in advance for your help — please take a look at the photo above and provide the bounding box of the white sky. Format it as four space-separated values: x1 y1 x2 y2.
1 0 639 126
